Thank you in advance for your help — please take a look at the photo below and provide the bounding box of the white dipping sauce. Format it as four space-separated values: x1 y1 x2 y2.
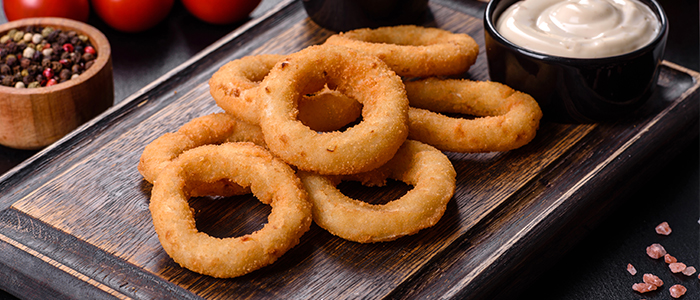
496 0 661 58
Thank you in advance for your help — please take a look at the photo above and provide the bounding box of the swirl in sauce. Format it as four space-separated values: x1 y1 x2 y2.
496 0 661 58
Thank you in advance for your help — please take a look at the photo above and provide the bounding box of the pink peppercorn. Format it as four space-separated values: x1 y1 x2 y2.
45 78 57 86
42 68 54 79
84 45 96 55
63 43 74 53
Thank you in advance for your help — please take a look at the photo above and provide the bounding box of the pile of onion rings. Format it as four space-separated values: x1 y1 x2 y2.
138 24 543 278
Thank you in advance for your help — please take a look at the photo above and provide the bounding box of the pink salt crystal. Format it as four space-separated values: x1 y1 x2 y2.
627 263 638 275
655 221 672 235
681 266 696 276
632 282 658 293
646 243 667 259
642 273 664 287
669 284 687 298
665 253 677 263
669 262 687 273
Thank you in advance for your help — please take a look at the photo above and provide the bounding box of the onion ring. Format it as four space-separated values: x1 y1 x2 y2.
209 54 363 131
138 113 265 197
258 44 409 175
323 25 479 78
404 78 542 153
149 142 312 278
298 140 456 243
209 54 278 125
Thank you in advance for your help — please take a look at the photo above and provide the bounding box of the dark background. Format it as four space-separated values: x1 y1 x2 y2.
0 0 697 299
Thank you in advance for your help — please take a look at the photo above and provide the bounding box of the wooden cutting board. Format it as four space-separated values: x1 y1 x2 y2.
0 0 697 299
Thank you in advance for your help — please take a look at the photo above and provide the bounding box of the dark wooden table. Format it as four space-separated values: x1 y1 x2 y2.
0 0 697 299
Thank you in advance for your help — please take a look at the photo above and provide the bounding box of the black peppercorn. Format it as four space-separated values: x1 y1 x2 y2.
20 57 31 69
59 68 71 80
51 61 63 72
2 75 13 86
56 33 68 45
5 55 17 67
41 58 51 69
46 30 58 42
5 41 16 53
52 44 62 55
69 52 80 64
31 51 42 61
27 64 39 76
0 64 11 75
82 52 94 62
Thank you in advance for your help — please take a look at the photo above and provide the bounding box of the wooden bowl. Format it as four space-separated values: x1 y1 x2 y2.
0 17 113 150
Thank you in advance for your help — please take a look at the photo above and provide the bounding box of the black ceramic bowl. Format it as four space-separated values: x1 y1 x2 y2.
302 0 429 32
484 0 668 123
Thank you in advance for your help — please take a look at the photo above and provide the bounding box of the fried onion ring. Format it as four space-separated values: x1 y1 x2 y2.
209 54 362 131
149 142 312 278
209 54 278 125
404 78 543 153
298 140 456 243
138 113 265 197
324 25 479 78
258 44 409 175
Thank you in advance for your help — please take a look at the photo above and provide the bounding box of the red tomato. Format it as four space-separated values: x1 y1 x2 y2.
181 0 261 25
91 0 174 33
3 0 90 22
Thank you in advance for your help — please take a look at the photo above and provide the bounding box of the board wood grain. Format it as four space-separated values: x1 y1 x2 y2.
0 0 697 299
